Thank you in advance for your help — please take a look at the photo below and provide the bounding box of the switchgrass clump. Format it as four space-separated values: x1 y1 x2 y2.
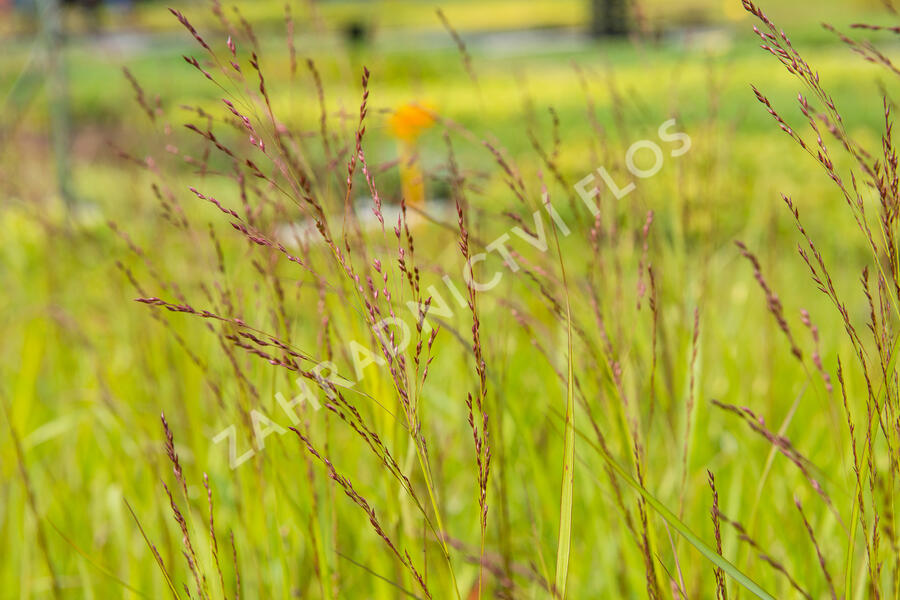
97 0 900 598
733 0 900 597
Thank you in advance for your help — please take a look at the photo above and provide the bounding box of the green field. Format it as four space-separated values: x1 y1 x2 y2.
4 0 900 598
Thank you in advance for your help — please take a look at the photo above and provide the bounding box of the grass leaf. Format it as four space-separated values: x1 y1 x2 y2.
124 498 182 600
549 189 575 599
575 426 776 600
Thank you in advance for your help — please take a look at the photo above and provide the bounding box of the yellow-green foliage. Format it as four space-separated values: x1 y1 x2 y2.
3 1 900 598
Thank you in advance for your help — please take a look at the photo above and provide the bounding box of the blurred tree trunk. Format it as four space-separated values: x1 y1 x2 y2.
591 0 630 37
36 0 76 209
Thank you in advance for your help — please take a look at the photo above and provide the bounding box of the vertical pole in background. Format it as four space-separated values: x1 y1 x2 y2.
591 0 630 37
36 0 76 210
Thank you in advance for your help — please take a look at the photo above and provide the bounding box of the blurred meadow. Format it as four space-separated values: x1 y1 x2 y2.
5 0 900 598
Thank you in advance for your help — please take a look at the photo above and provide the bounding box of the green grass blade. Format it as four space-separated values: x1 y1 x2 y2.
549 191 575 600
576 427 775 600
554 311 575 598
124 498 182 600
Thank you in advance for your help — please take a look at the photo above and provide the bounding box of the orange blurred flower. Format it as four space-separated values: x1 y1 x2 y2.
388 103 435 142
